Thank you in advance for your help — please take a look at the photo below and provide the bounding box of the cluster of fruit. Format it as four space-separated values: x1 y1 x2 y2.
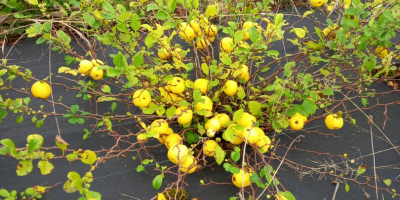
289 112 344 131
78 59 105 80
30 59 105 100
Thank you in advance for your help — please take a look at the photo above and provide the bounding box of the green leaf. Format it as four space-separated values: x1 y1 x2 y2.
193 89 202 102
86 190 101 200
81 150 97 165
113 53 126 68
70 105 79 114
1 139 15 149
364 54 376 73
28 138 41 154
146 4 160 11
16 160 33 176
291 28 305 38
355 165 366 178
152 174 163 190
223 163 232 172
342 18 359 28
67 171 81 181
237 86 245 100
134 52 144 67
382 10 395 21
16 114 23 123
205 4 218 17
27 0 38 5
101 85 111 93
223 105 233 113
0 110 7 122
383 179 392 187
303 10 314 18
37 160 54 175
130 13 141 32
143 159 153 165
57 30 71 45
302 99 318 115
361 98 367 107
214 145 225 165
345 181 350 193
55 135 69 154
248 101 262 117
193 0 199 8
0 189 10 197
66 153 78 162
278 191 296 200
320 69 330 76
155 11 168 20
266 50 279 57
136 165 145 172
166 106 176 118
274 13 283 25
222 128 237 143
231 150 241 163
248 27 259 43
102 1 116 15
110 102 117 113
35 118 45 128
201 63 209 75
233 109 244 122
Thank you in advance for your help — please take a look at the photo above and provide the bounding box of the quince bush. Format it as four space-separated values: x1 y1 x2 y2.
1 0 400 199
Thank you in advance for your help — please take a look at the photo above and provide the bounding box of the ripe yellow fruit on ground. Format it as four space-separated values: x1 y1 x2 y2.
237 112 256 128
292 113 307 123
174 48 185 60
237 65 249 79
137 133 148 143
232 169 251 188
241 127 260 144
256 135 271 153
31 81 51 99
151 119 169 134
194 96 213 112
205 25 218 37
220 37 234 53
90 66 103 80
189 20 201 34
224 80 238 96
91 59 104 67
158 49 171 60
132 89 152 108
165 133 182 149
208 37 215 43
175 107 193 124
203 140 218 157
168 144 189 164
167 77 186 94
310 0 324 7
196 38 210 50
216 113 230 128
205 118 221 131
180 155 197 174
375 46 388 58
193 79 209 94
289 116 304 130
325 114 344 130
157 134 169 144
179 25 196 42
227 124 244 145
78 60 94 74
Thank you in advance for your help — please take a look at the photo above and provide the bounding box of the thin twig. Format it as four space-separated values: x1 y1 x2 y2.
48 18 61 136
256 135 305 199
368 115 378 200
